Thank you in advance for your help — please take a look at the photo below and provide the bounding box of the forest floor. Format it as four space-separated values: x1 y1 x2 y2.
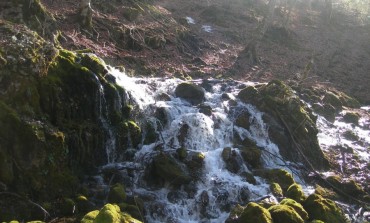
41 0 370 103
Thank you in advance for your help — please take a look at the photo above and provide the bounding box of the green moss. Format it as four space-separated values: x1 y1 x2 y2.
303 194 349 223
268 204 304 223
255 168 295 191
227 204 245 221
286 183 306 203
280 198 308 220
270 183 283 197
151 152 191 186
81 210 99 223
108 183 126 204
94 204 122 223
238 202 273 223
81 204 142 223
240 80 329 170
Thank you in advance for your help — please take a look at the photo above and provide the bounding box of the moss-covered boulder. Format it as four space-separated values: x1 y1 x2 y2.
286 183 306 203
303 194 348 223
325 175 365 200
0 21 140 220
108 183 126 204
238 138 262 169
175 82 205 105
236 202 273 223
270 183 283 198
254 168 295 191
238 80 329 170
280 198 308 221
268 204 304 223
81 204 142 223
145 152 191 186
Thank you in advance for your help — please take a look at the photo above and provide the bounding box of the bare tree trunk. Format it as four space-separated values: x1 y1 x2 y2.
79 0 92 28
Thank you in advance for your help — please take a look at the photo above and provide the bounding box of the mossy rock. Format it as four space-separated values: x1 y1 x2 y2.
239 138 262 169
108 183 126 204
238 85 260 105
325 175 365 199
81 204 142 223
254 168 295 191
303 194 348 223
268 204 304 223
226 204 245 222
280 198 308 221
239 80 329 170
270 183 283 198
147 152 191 186
314 185 339 200
237 202 273 223
323 91 343 111
286 183 306 203
342 112 360 125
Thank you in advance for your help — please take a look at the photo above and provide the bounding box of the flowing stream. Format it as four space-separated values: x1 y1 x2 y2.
95 67 298 223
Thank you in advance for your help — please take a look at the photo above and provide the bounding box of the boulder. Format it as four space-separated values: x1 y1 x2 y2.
238 80 329 170
175 82 205 105
238 202 273 223
303 194 348 223
268 204 304 223
286 183 306 203
146 153 191 186
107 183 126 204
280 198 308 221
81 203 142 223
254 169 295 192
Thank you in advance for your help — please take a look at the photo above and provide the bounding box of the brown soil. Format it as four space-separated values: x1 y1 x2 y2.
39 0 370 103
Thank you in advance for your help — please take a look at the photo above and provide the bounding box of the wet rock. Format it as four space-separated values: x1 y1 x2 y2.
312 103 336 122
222 147 244 173
254 169 295 192
177 123 190 146
241 172 257 185
175 82 205 105
198 104 213 116
342 112 360 125
323 91 343 111
237 86 259 105
235 111 251 130
155 93 171 101
145 152 191 186
155 107 169 126
167 191 188 204
268 204 304 223
239 80 329 170
303 194 348 223
239 138 262 169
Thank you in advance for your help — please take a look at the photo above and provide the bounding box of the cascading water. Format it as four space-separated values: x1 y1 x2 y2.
99 67 298 223
92 73 117 163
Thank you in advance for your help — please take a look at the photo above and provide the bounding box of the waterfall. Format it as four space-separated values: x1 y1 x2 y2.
92 73 117 163
98 67 299 222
